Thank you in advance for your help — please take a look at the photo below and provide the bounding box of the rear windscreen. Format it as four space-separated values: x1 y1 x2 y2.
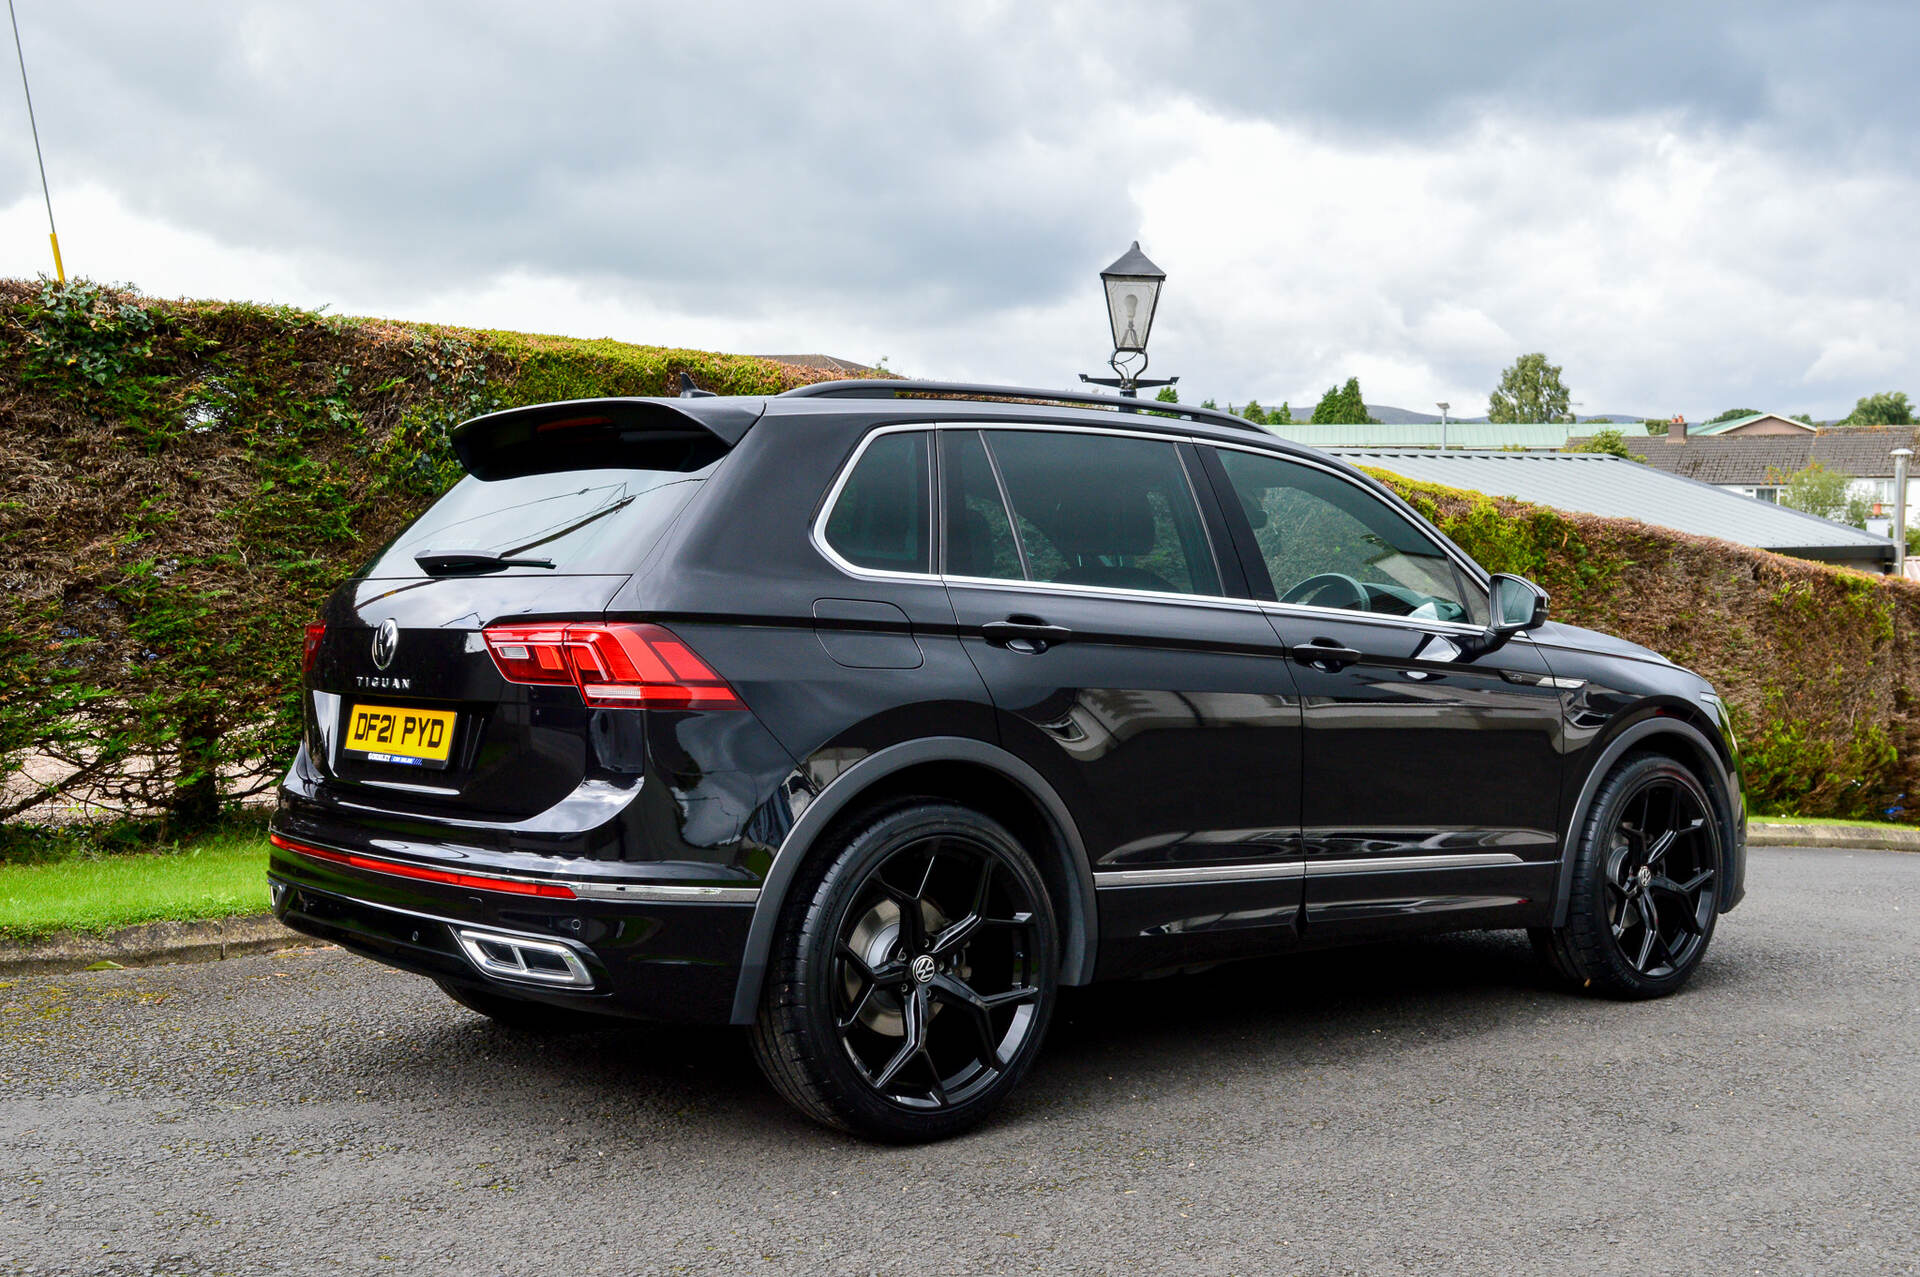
357 464 717 579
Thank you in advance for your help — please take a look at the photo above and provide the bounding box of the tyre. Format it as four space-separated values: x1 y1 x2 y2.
1531 752 1722 998
750 800 1059 1142
435 979 611 1033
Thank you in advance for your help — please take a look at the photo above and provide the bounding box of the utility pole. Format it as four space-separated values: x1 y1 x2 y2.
8 0 63 283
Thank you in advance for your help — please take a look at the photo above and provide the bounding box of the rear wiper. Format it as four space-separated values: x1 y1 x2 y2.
413 550 556 576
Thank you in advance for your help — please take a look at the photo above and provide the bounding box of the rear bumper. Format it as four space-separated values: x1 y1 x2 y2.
268 834 756 1024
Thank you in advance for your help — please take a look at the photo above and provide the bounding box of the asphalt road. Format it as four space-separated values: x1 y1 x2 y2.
2 846 1915 1276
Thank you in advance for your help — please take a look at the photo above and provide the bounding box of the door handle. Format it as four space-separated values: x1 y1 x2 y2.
1290 638 1364 671
982 616 1073 654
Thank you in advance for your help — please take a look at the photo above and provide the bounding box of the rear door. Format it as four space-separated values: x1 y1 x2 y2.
939 425 1305 974
1201 445 1566 939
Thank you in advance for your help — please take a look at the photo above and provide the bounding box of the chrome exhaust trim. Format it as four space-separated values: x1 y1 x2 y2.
454 928 595 988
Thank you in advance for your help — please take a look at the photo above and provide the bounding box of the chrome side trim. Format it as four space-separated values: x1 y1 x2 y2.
1306 852 1527 876
1094 861 1306 887
455 928 595 988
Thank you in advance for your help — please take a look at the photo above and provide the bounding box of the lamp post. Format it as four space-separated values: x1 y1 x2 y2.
1080 241 1176 398
1893 447 1912 576
1436 402 1449 450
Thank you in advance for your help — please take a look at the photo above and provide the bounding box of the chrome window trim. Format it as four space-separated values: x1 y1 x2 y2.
1093 861 1305 888
809 420 1497 642
810 423 938 582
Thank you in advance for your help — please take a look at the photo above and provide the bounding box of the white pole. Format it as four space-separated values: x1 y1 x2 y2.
1892 448 1912 576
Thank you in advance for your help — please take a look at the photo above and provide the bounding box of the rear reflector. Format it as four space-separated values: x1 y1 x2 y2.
269 833 577 899
303 623 326 674
482 623 743 709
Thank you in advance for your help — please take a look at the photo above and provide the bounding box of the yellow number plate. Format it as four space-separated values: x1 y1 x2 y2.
344 704 457 768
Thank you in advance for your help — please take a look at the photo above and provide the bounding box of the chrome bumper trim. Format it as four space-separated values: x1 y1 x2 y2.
273 830 758 903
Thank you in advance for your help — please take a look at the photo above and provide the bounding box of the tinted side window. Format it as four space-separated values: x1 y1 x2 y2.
1215 449 1482 624
823 431 931 573
983 431 1221 597
941 430 1024 580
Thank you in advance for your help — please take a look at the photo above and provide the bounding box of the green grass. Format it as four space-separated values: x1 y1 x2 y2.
0 830 270 942
1750 813 1915 831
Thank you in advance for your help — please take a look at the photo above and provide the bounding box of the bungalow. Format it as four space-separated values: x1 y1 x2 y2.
1619 423 1917 533
1688 412 1817 436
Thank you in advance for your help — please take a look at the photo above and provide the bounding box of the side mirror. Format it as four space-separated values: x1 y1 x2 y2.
1490 573 1550 633
1459 573 1549 660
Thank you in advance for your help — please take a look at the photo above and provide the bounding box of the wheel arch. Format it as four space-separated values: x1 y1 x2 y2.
1553 712 1742 927
728 737 1098 1024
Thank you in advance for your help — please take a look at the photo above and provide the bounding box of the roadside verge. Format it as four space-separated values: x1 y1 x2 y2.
1747 820 1920 853
0 915 314 977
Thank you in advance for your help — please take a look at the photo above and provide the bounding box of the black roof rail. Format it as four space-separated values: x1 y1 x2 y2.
777 378 1267 434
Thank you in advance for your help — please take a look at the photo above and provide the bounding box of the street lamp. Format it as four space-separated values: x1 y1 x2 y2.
1436 402 1449 450
1080 240 1176 398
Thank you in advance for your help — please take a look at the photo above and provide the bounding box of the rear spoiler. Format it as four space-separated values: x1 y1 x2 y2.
449 397 765 480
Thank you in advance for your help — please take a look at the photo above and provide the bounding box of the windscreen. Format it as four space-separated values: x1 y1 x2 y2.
356 463 717 579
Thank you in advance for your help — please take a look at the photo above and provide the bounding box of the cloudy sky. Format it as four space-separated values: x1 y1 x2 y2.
3 1 1916 419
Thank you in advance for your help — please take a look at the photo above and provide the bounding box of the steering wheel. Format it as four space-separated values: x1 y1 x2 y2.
1280 572 1369 610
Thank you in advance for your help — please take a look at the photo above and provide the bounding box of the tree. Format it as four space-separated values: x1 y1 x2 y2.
1310 376 1374 424
1154 385 1179 404
1488 353 1571 423
1242 398 1266 424
1791 412 1816 426
1567 427 1633 458
1271 400 1293 425
1708 407 1761 424
1774 462 1861 523
1199 398 1219 411
1844 391 1913 426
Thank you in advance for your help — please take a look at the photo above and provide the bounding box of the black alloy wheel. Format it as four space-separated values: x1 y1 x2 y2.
751 801 1058 1141
1532 752 1722 998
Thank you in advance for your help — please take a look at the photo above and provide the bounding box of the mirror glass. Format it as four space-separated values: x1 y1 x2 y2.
1492 575 1540 629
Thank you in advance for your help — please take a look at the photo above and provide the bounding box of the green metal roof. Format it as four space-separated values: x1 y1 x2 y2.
1266 421 1581 450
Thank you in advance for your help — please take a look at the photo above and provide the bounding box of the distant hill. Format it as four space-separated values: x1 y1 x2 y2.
1366 404 1647 425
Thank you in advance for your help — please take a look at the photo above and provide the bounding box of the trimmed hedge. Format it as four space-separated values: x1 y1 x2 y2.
2 278 1913 836
1373 469 1917 822
0 280 850 837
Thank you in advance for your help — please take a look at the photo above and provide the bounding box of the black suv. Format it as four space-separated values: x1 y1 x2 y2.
270 380 1746 1141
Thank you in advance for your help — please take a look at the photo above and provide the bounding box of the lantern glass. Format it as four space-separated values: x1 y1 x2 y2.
1103 276 1160 353
1099 241 1166 355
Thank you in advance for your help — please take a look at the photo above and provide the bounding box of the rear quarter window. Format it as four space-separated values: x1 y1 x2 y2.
821 431 932 574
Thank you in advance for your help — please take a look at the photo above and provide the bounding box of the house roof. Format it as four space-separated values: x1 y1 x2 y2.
1691 411 1816 435
1334 448 1895 563
755 354 878 374
1621 426 1918 484
1269 421 1580 450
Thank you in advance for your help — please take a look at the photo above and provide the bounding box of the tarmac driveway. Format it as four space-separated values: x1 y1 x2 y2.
2 846 1915 1276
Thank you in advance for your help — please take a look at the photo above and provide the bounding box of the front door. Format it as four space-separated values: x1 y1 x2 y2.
1202 445 1567 940
939 426 1305 974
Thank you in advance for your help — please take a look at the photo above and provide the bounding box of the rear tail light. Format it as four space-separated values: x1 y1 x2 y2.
302 623 326 674
483 623 743 709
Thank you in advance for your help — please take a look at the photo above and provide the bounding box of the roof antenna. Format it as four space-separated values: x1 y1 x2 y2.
677 371 716 399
